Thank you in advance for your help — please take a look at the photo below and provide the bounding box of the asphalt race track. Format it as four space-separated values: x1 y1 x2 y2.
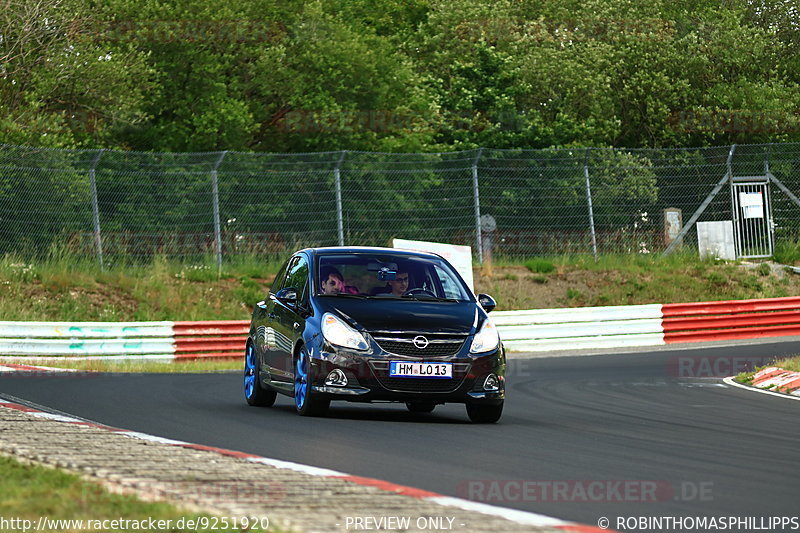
2 341 799 529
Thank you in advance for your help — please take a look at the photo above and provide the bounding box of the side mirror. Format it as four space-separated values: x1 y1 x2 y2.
275 287 297 305
477 293 496 313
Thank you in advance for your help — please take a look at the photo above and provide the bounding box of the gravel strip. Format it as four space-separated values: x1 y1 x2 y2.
0 405 564 532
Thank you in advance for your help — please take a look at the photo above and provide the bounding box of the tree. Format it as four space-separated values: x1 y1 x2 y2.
0 0 154 147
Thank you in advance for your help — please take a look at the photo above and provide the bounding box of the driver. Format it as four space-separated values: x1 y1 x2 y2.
387 270 411 296
370 268 413 296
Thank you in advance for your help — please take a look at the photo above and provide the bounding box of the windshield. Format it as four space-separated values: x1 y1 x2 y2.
315 253 472 301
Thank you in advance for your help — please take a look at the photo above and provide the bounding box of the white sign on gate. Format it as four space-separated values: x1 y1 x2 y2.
739 192 764 219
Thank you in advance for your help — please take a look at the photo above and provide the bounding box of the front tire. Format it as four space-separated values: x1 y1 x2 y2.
294 347 330 416
466 401 503 423
244 342 276 407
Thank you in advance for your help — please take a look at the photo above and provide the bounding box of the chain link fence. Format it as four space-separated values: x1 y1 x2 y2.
1 143 799 266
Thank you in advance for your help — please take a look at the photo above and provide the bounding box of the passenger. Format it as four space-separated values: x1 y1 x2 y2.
342 284 360 295
319 266 344 295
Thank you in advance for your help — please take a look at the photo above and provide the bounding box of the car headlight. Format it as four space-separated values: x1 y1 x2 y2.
322 313 369 351
470 318 500 354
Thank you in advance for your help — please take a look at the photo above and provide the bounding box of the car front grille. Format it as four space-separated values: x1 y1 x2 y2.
368 360 471 393
369 331 468 357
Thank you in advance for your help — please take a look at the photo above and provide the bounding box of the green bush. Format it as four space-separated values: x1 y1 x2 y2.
774 240 800 265
524 258 555 274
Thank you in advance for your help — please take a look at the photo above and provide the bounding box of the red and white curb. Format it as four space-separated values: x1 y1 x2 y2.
0 399 607 532
749 366 800 393
723 366 800 400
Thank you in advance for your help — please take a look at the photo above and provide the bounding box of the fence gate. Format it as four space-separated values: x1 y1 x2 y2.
730 176 774 258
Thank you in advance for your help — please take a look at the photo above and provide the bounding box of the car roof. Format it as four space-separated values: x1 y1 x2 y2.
303 246 444 260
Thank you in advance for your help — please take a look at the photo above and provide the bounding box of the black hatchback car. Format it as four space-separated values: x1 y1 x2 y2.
243 246 505 423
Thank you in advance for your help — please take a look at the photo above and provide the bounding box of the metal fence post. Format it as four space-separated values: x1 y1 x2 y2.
727 144 739 257
88 149 105 271
584 148 598 260
765 143 776 256
334 151 346 246
765 143 771 176
211 151 228 270
662 144 737 257
473 148 484 264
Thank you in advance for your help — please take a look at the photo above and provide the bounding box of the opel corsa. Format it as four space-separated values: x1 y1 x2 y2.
243 247 505 423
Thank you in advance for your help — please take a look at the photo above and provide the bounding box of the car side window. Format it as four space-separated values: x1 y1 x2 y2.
433 264 466 299
284 256 309 301
270 260 291 294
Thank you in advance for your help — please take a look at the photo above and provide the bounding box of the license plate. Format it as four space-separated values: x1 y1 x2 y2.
389 361 452 379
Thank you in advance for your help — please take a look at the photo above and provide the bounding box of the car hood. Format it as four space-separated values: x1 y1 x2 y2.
317 297 476 334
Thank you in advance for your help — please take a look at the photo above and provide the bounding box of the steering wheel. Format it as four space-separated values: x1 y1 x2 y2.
403 288 437 297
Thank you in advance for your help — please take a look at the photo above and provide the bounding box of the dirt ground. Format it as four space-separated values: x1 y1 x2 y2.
472 262 800 310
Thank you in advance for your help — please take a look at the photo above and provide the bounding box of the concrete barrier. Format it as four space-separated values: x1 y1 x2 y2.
0 321 175 357
492 304 665 352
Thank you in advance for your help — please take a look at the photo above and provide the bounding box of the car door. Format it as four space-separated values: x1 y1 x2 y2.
271 254 310 385
255 259 289 385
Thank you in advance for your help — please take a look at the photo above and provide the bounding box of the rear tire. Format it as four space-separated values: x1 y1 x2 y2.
294 347 330 416
466 401 503 423
244 342 276 407
405 401 436 413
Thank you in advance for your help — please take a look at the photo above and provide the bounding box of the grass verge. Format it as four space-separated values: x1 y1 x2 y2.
773 355 800 373
0 455 270 532
480 251 800 310
0 252 283 322
5 250 800 319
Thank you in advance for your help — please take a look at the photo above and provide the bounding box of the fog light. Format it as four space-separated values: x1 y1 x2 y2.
483 373 500 392
325 369 348 387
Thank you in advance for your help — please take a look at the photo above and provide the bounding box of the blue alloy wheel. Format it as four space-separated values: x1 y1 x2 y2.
244 342 276 407
294 347 329 416
244 343 256 399
294 350 308 410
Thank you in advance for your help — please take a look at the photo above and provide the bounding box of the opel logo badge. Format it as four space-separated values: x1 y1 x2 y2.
413 336 429 349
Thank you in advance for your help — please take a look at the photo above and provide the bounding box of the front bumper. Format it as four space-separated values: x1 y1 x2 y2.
309 344 506 404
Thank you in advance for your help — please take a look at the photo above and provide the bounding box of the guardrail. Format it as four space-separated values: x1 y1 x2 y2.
0 322 174 357
662 296 800 343
2 296 800 360
491 304 665 352
173 321 249 359
0 321 248 360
